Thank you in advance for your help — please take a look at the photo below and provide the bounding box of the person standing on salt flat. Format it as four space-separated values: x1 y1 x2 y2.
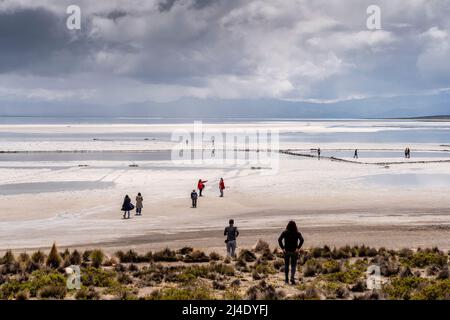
354 149 358 159
224 219 239 258
191 189 198 208
135 193 143 216
278 220 304 285
198 179 208 197
121 195 134 219
317 148 321 160
219 178 225 197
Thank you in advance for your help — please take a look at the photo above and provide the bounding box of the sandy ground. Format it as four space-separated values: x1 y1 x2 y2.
0 122 449 253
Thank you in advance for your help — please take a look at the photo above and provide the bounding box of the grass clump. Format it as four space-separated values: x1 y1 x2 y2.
153 248 178 262
148 282 213 300
38 285 67 299
183 250 210 263
238 249 257 262
75 286 100 300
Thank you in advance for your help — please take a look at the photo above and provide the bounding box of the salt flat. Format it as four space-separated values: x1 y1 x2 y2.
0 120 449 252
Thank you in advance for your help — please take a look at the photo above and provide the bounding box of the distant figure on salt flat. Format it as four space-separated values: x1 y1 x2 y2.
219 178 225 197
278 220 304 285
354 149 358 159
407 147 411 159
191 189 198 208
224 219 239 258
135 192 143 216
317 148 321 160
198 179 208 197
121 195 134 219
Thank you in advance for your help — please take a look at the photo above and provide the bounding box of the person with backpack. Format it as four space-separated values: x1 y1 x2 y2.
224 219 239 258
121 195 134 219
198 179 208 197
278 221 304 284
135 192 143 216
219 178 225 197
191 190 198 208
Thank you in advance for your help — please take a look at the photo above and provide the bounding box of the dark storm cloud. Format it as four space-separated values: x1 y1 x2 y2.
0 7 95 76
0 0 449 108
106 9 127 22
158 0 179 12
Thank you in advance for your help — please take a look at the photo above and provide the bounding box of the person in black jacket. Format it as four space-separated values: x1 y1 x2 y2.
121 195 134 219
191 190 198 208
278 221 304 284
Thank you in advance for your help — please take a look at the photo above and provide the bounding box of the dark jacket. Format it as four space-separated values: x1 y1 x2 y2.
121 197 134 211
191 191 198 200
224 226 239 241
278 230 304 252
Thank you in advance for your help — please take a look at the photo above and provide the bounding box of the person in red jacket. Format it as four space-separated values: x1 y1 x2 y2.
219 178 225 197
198 179 208 197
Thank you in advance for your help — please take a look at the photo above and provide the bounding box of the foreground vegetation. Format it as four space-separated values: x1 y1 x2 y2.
0 242 449 300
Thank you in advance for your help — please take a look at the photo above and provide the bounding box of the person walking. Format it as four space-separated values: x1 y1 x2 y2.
278 221 304 285
191 189 198 208
224 219 239 258
135 192 143 216
354 149 358 159
121 195 134 219
219 178 225 197
198 179 208 197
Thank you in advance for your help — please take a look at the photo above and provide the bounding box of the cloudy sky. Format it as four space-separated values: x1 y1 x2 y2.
0 0 449 116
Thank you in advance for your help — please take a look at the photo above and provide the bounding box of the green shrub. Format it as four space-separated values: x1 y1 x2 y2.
1 250 15 264
82 250 92 262
31 250 46 264
90 250 105 268
411 279 450 300
402 251 448 268
70 250 82 265
322 268 363 284
0 279 22 299
383 277 426 300
81 267 118 287
322 259 342 274
46 243 62 269
24 270 67 297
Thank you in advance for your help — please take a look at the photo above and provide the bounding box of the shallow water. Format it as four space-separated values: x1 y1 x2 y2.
354 173 450 187
0 181 114 195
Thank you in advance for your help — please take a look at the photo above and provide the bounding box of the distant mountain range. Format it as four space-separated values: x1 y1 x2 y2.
1 94 449 119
